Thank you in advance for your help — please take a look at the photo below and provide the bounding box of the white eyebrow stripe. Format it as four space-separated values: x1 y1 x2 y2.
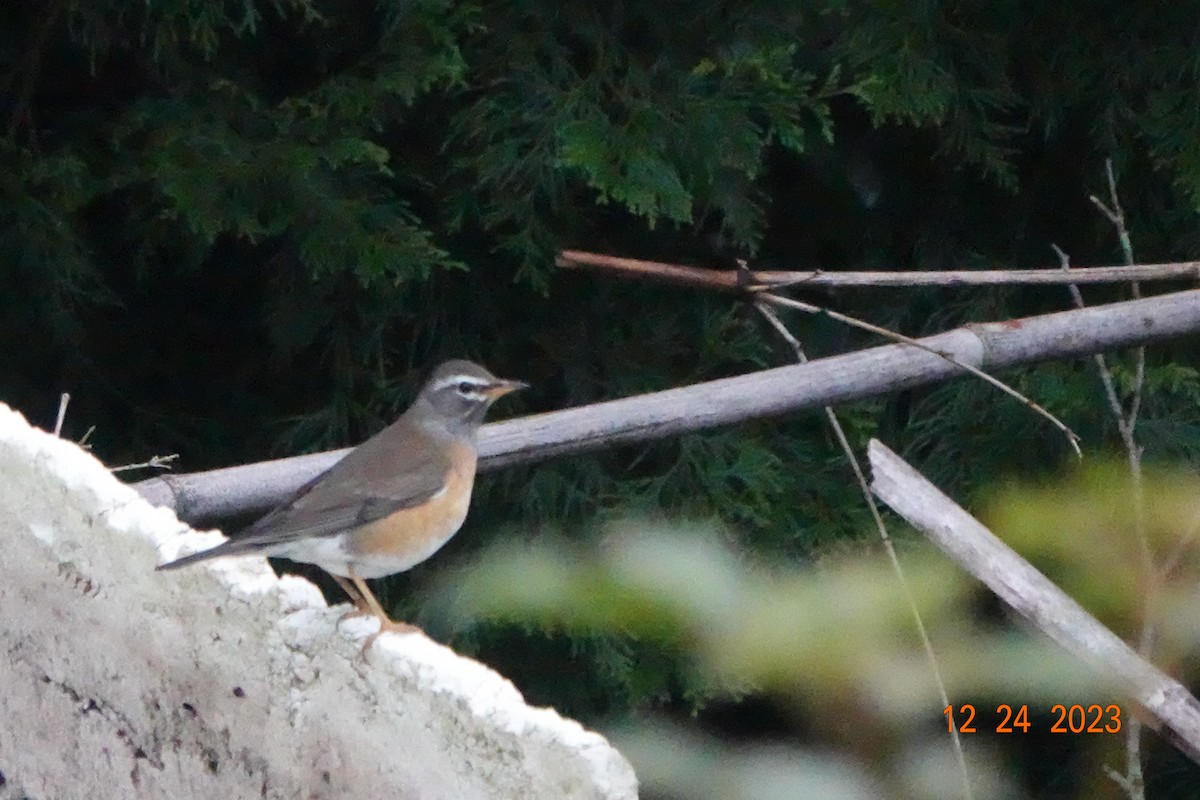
432 375 491 392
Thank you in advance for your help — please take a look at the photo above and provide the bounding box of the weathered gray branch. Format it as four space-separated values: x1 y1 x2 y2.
557 249 1200 289
867 439 1200 766
135 289 1200 525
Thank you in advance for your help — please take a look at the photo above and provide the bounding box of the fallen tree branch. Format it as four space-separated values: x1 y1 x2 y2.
556 250 1200 290
135 289 1200 525
867 438 1200 766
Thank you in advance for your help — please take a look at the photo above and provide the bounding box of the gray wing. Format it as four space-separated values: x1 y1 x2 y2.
157 419 449 570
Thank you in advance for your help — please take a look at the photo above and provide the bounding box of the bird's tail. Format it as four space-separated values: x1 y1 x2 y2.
156 539 253 571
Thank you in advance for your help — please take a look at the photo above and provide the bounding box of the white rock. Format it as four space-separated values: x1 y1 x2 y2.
0 402 638 800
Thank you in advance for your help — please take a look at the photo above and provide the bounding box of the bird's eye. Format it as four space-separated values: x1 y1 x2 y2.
456 381 476 395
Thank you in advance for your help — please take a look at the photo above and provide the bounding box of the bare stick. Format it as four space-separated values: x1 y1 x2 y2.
1052 245 1129 428
1081 160 1151 799
758 292 1081 456
110 454 180 474
1052 242 1143 451
755 302 974 799
53 393 70 438
1059 243 1146 796
557 250 1200 291
133 289 1200 524
1090 159 1137 270
868 439 1200 766
1089 159 1146 428
557 251 740 291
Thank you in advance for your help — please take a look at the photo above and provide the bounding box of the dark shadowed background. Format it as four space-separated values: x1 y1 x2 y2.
4 2 1200 797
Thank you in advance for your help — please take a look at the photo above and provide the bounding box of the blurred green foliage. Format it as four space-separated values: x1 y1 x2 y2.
437 509 1199 799
4 0 1200 794
986 463 1200 665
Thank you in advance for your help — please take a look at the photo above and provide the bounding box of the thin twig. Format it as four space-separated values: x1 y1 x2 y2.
1052 245 1130 426
53 392 70 438
556 250 1200 291
111 454 179 473
757 292 1082 456
1074 159 1150 800
1090 160 1137 270
1104 765 1136 796
1089 160 1146 428
755 301 974 800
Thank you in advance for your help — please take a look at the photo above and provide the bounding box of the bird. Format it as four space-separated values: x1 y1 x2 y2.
157 359 527 640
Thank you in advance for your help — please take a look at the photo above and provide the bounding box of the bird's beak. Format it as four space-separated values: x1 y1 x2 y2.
483 379 529 399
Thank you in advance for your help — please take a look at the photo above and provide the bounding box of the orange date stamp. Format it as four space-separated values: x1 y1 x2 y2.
943 704 1122 734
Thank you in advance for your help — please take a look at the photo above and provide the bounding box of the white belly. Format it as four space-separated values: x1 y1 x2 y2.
268 483 473 580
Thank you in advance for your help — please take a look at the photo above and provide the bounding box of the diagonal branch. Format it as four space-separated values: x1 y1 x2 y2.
133 289 1200 526
868 439 1200 767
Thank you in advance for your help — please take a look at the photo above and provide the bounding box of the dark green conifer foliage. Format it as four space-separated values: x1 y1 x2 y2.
4 2 1200 788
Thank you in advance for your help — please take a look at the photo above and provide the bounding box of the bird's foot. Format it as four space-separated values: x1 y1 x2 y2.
336 604 373 626
330 570 421 655
361 617 421 655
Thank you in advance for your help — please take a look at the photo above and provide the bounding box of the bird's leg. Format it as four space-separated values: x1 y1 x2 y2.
332 574 373 621
345 567 419 650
